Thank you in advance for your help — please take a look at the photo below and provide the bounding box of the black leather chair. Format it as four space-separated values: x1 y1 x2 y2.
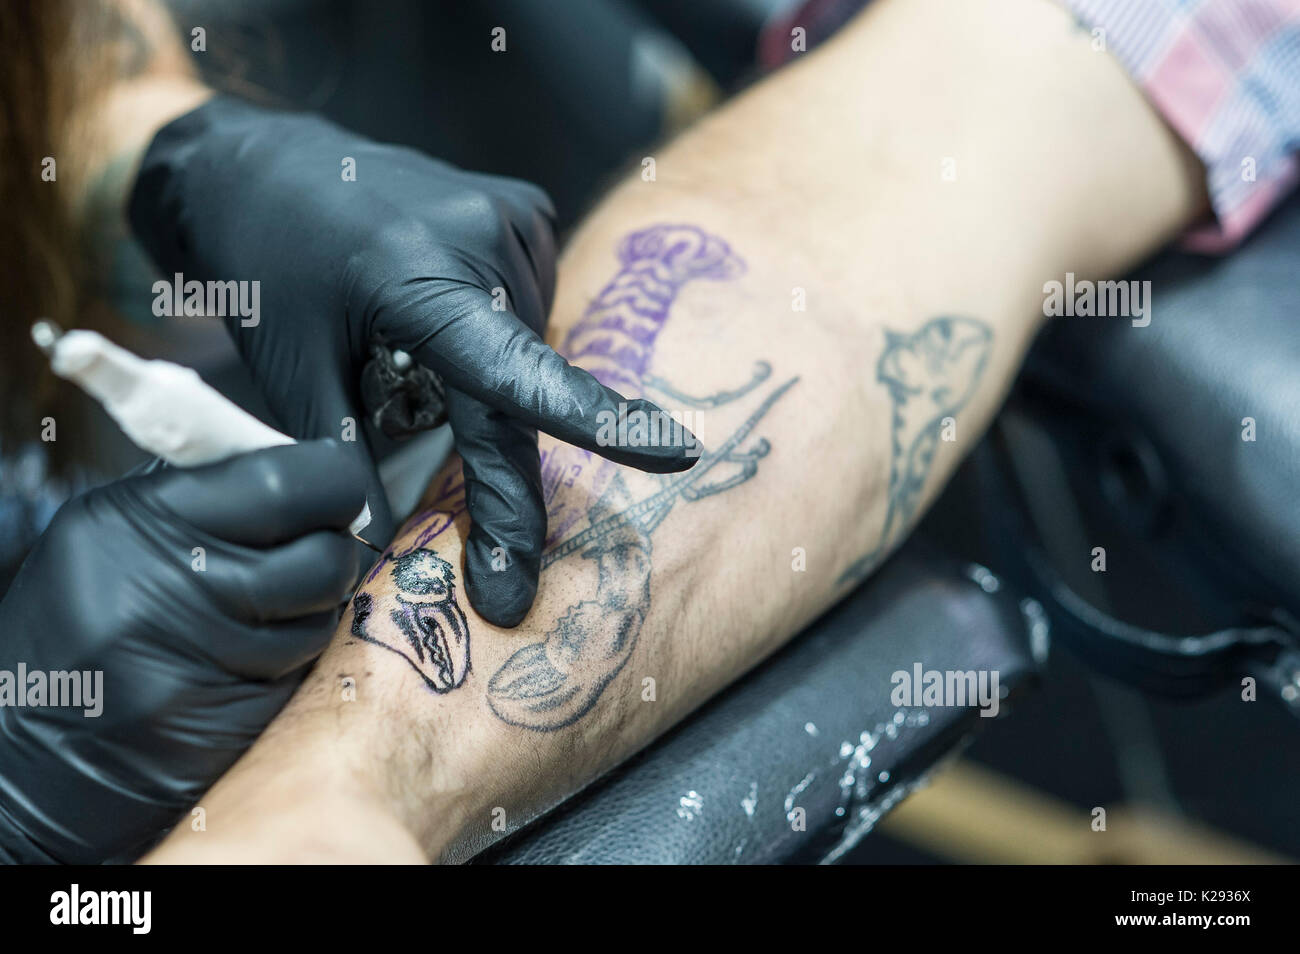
995 190 1300 714
479 544 1042 864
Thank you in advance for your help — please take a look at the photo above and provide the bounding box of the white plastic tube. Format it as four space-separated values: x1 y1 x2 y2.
36 324 372 540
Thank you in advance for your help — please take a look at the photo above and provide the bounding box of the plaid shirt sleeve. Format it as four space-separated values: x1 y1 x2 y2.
759 0 1300 253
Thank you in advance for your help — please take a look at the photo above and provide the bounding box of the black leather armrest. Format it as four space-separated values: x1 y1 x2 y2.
1026 192 1300 615
477 542 1040 864
1001 192 1300 711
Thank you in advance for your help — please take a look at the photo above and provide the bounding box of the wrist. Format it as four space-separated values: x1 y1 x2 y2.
144 716 427 863
145 792 424 864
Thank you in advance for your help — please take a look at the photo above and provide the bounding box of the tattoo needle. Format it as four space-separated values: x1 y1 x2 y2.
31 320 382 553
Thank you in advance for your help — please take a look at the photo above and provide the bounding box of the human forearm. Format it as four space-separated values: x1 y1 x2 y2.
146 0 1205 863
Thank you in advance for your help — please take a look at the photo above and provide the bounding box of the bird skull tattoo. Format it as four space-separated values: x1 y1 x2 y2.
350 548 471 692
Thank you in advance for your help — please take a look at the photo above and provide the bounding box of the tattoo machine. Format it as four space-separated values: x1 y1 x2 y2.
30 320 379 551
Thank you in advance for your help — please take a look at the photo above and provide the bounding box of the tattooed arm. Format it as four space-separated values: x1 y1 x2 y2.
146 0 1206 863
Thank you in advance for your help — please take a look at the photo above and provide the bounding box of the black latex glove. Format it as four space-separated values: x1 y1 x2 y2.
129 95 697 627
0 440 365 864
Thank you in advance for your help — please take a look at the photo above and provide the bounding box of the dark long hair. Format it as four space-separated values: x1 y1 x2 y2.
0 0 105 469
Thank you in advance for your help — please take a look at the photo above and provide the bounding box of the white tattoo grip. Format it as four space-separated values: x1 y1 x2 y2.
35 324 372 540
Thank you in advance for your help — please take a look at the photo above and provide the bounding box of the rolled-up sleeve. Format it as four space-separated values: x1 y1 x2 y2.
760 0 1300 253
1065 0 1300 252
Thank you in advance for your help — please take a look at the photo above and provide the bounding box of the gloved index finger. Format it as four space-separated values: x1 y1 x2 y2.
411 293 701 474
144 439 369 547
443 387 545 628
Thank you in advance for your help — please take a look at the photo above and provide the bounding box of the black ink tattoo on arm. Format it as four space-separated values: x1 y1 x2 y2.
488 376 797 730
351 549 471 693
354 227 992 739
838 316 993 586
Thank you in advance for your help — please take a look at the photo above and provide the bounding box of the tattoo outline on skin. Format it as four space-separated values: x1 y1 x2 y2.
838 316 993 586
353 228 992 730
351 548 471 693
355 225 795 729
485 225 795 731
540 224 748 548
488 376 797 731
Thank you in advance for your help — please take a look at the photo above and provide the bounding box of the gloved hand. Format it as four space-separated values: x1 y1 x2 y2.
128 95 697 627
0 440 365 864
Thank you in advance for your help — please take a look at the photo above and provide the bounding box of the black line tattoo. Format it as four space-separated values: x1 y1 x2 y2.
351 549 471 693
838 316 993 586
488 376 796 731
539 378 797 570
642 360 772 409
355 228 991 736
